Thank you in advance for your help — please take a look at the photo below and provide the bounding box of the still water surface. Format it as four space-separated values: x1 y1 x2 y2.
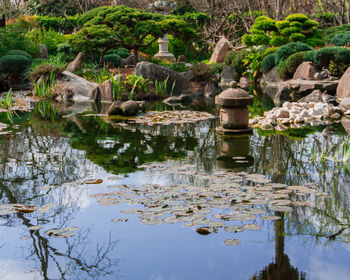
0 101 349 280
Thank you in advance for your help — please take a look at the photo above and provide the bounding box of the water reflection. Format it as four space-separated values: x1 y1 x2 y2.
0 100 349 279
251 212 306 280
216 134 254 170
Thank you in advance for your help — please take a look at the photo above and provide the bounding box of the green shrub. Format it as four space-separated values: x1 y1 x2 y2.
289 33 306 42
261 54 276 73
252 34 271 45
276 21 289 30
242 35 254 47
7 50 32 61
270 36 288 46
276 51 307 79
303 50 316 62
243 13 321 47
103 54 121 67
57 42 77 62
0 23 39 57
262 47 279 58
107 48 130 58
331 31 350 46
313 47 350 68
306 38 323 47
252 16 276 30
0 54 32 83
36 15 80 32
224 49 249 78
27 27 67 54
285 13 309 23
116 47 130 58
274 42 313 65
321 24 350 44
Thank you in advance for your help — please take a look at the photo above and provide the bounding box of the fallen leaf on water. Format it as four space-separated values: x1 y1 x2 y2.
14 205 36 213
85 179 103 184
196 227 215 235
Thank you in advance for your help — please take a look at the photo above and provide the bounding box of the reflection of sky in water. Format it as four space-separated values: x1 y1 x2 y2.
0 115 349 279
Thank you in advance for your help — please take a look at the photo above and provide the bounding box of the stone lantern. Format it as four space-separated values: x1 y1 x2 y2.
215 82 253 134
149 1 176 63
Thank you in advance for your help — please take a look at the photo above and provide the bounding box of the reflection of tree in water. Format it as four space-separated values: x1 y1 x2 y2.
0 115 121 279
250 130 350 242
251 213 306 280
66 115 219 174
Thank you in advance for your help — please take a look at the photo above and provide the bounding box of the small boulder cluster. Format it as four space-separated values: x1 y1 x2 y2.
108 100 145 116
250 101 350 130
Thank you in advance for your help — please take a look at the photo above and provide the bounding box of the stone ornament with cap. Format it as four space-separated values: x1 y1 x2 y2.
215 82 253 134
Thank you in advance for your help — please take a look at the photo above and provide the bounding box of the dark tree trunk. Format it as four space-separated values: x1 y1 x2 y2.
133 48 139 66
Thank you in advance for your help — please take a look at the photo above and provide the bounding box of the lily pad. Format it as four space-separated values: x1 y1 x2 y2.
241 224 261 231
224 239 241 246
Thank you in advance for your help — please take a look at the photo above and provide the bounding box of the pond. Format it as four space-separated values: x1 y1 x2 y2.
0 97 349 280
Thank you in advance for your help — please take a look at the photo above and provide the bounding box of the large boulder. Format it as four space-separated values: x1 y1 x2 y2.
293 62 320 80
337 67 350 98
298 89 323 103
135 61 190 95
341 117 350 136
91 80 114 102
57 71 98 102
286 79 339 99
67 52 85 72
209 37 231 64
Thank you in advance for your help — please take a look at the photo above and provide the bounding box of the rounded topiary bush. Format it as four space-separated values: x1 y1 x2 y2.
270 35 288 46
0 54 32 84
276 51 307 80
262 47 278 58
275 42 313 65
331 31 350 46
7 50 32 62
116 47 130 58
103 54 121 67
106 48 130 58
312 47 350 68
261 54 276 73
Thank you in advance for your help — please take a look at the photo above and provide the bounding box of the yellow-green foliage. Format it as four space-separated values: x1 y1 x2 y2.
243 13 323 47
